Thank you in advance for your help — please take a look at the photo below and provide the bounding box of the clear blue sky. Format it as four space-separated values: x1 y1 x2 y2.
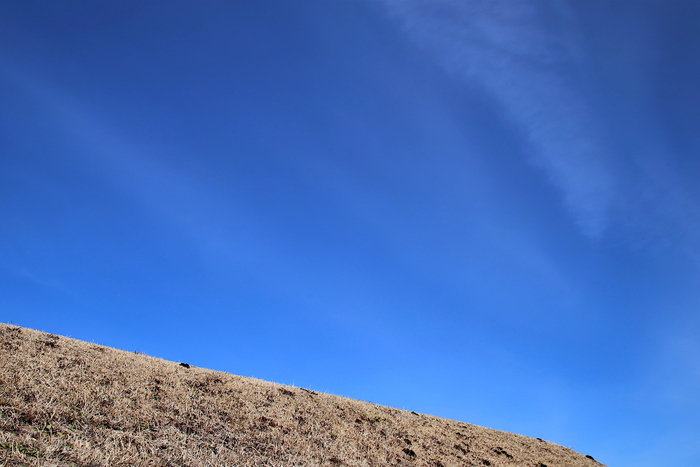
2 1 699 465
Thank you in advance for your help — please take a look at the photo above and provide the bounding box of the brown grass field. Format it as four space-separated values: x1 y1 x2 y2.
0 323 606 466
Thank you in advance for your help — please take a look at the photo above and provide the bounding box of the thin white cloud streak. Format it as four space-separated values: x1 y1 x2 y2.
0 60 266 271
383 0 615 238
12 267 79 299
0 62 421 342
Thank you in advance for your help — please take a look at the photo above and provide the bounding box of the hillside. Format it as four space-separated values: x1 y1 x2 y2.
0 324 605 466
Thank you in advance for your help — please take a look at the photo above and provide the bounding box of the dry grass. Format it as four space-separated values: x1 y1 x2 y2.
0 324 605 466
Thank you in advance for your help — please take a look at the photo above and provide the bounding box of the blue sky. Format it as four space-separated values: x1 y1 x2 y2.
2 1 699 465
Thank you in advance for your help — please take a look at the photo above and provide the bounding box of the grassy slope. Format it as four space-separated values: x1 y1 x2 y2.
0 324 605 466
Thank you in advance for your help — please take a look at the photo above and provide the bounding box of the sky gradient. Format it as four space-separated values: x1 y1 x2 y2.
2 2 700 465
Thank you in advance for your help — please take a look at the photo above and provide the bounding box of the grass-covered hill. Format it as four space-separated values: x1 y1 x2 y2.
0 324 605 466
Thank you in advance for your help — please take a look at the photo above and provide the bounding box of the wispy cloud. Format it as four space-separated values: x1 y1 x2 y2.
0 59 267 270
383 0 615 238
